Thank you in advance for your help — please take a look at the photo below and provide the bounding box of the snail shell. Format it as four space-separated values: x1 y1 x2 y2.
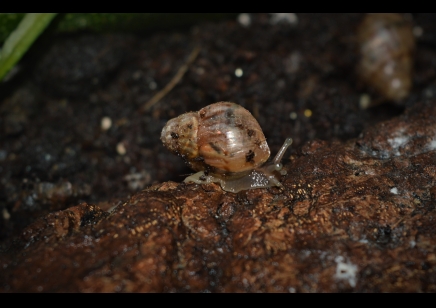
357 13 415 102
161 102 292 193
161 102 270 174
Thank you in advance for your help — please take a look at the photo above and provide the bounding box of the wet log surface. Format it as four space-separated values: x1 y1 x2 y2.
1 13 436 292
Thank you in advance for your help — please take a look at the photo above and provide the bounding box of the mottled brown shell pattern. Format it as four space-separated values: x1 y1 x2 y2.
161 102 270 174
357 13 415 101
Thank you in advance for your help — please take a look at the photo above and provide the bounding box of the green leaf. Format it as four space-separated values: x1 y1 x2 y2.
0 13 57 81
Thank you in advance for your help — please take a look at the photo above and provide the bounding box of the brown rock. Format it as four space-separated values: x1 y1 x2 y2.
1 101 436 292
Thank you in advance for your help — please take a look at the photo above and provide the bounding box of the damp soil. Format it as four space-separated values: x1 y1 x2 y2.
1 13 436 292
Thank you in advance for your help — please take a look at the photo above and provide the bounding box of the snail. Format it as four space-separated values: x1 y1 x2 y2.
161 102 293 193
357 13 415 104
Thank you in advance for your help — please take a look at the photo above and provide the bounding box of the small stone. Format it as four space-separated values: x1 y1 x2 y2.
101 117 112 131
237 13 251 27
234 68 243 78
116 143 127 156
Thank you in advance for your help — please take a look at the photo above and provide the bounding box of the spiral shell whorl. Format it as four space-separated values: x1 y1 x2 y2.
197 102 270 173
160 111 199 160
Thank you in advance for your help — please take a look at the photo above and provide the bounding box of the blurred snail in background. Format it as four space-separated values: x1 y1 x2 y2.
357 13 415 106
161 102 293 193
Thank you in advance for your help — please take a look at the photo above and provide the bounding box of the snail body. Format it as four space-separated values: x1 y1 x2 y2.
161 102 292 193
357 13 415 102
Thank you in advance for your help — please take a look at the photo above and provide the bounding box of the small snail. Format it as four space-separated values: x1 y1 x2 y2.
357 13 415 103
161 102 293 193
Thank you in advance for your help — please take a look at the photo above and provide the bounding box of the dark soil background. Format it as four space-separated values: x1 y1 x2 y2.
1 13 436 292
